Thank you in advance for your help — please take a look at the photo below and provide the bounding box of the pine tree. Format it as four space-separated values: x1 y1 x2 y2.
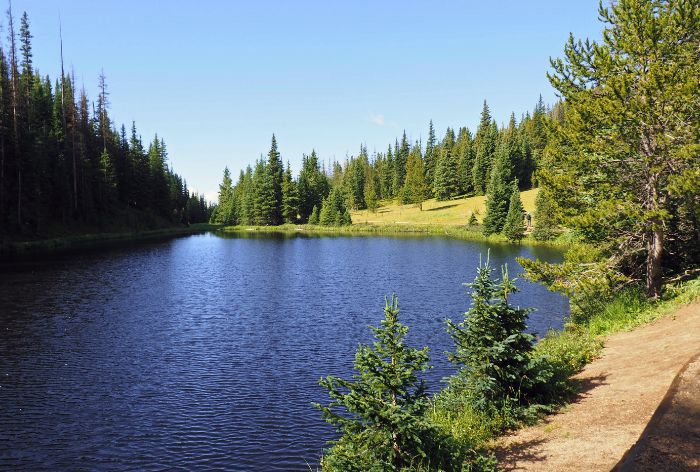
215 167 235 225
147 135 170 217
433 129 459 201
401 146 428 209
298 150 328 222
472 101 496 195
503 181 525 243
318 187 351 226
392 131 409 191
532 189 557 241
307 205 319 225
482 141 514 235
384 145 395 198
546 0 700 298
252 157 275 225
456 127 474 195
99 148 116 206
363 173 378 213
266 134 283 225
424 119 437 191
446 259 535 411
317 295 443 471
281 161 299 223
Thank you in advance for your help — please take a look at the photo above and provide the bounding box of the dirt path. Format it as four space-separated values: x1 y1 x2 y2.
495 301 700 471
618 353 700 471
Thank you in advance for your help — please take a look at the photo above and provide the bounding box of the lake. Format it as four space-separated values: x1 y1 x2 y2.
0 231 568 471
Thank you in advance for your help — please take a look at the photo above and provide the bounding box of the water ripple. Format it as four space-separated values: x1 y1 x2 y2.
0 233 568 470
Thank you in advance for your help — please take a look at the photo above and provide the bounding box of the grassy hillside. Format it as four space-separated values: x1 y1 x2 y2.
351 188 539 226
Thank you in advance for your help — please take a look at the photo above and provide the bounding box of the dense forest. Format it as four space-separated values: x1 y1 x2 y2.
0 9 211 238
212 97 553 228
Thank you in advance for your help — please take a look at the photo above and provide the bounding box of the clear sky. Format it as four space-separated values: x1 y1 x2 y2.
13 0 602 202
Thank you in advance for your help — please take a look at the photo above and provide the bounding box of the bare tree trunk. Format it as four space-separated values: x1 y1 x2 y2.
646 225 663 299
0 136 4 218
8 3 20 227
16 166 20 225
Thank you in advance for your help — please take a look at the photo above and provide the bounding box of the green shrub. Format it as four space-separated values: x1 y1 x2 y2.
316 296 475 471
445 258 544 413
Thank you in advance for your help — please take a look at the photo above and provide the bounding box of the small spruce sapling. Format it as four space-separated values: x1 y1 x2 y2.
316 296 455 470
446 256 535 412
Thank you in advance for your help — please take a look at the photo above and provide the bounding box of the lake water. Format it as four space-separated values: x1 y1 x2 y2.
0 231 568 471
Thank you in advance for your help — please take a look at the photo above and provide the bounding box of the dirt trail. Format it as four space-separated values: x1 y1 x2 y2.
496 301 700 472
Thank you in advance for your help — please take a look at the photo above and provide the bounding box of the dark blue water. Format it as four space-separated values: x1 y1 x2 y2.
0 232 568 471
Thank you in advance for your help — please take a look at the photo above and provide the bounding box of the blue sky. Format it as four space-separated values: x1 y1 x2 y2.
14 1 602 201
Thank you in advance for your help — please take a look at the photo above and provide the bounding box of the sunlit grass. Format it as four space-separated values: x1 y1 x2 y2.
351 189 538 226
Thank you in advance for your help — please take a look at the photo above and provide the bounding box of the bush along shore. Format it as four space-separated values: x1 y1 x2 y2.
0 223 221 260
313 256 700 471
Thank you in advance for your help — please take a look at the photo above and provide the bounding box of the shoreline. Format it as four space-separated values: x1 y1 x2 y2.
0 221 570 261
217 222 573 249
0 224 221 261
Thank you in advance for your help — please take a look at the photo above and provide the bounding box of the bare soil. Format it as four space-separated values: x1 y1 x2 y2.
618 353 700 471
495 301 700 471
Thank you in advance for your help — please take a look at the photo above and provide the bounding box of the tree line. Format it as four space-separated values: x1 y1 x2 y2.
212 97 554 227
0 8 211 238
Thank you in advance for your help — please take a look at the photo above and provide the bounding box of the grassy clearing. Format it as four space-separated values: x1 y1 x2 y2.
351 189 538 226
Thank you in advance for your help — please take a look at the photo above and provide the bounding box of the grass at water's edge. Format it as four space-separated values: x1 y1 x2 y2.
430 276 700 464
218 223 572 248
536 276 700 370
0 223 222 260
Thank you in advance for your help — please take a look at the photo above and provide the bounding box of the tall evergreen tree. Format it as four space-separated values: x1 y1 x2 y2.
472 101 496 195
298 150 328 222
455 127 474 195
392 132 409 192
433 128 459 201
503 181 525 243
252 157 275 225
482 142 515 235
546 0 700 297
401 145 428 208
281 161 299 223
266 134 283 225
363 173 378 213
423 120 437 191
532 188 557 241
319 187 351 226
214 167 235 225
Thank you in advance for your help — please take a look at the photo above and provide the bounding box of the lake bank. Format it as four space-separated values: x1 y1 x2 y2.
0 223 221 260
218 222 571 248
